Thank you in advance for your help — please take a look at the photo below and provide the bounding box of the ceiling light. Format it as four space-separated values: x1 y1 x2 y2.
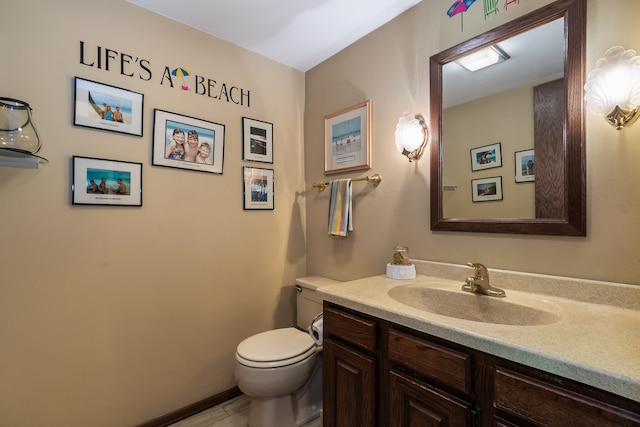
458 45 509 72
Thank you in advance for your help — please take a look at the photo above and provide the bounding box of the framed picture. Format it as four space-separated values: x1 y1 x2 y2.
72 156 142 206
470 142 502 171
152 109 225 174
73 77 144 136
324 100 372 175
471 176 503 202
515 149 535 182
242 117 273 163
243 167 274 210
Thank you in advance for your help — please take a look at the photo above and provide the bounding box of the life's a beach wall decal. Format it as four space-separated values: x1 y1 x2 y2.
78 41 252 107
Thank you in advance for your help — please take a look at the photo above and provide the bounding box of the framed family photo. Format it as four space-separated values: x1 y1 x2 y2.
72 156 142 206
471 176 503 202
152 109 225 174
515 149 535 182
243 167 274 210
242 117 273 163
470 142 502 171
73 77 144 136
324 100 372 175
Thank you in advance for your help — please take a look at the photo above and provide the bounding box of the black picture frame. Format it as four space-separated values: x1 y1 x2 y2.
470 142 502 171
515 149 535 182
151 109 225 174
72 156 142 206
243 167 274 210
242 117 273 163
471 176 503 202
73 77 144 137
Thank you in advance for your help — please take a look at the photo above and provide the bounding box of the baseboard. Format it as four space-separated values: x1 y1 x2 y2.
137 386 242 427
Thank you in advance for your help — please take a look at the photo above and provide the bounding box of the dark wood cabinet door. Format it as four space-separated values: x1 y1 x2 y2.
534 78 565 219
494 367 640 427
323 337 376 427
324 303 640 427
389 370 471 427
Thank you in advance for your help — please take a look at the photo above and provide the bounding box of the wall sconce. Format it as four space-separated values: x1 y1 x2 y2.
395 112 429 162
0 97 47 168
584 46 640 130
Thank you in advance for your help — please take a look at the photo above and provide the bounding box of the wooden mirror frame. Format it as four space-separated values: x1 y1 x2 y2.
429 0 586 236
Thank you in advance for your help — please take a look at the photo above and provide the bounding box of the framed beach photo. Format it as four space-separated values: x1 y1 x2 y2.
242 117 273 163
515 149 535 182
243 167 274 210
471 176 503 202
470 142 502 171
324 100 372 175
72 156 142 206
152 109 225 174
73 77 144 136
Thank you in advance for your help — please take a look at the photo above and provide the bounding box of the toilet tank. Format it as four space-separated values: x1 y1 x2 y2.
295 276 340 329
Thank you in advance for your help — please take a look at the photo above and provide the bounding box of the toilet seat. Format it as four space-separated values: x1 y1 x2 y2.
236 327 316 368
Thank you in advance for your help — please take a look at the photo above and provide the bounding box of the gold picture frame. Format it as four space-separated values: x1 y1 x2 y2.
324 100 372 175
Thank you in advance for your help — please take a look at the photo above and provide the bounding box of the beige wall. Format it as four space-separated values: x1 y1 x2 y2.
305 0 640 284
443 84 535 218
2 0 640 425
0 0 306 425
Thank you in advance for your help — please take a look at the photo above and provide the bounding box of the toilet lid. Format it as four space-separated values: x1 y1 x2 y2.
236 327 315 368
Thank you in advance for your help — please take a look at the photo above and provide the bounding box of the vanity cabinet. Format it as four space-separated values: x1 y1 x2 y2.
493 367 640 426
323 302 640 427
388 328 475 426
323 305 378 427
388 369 472 426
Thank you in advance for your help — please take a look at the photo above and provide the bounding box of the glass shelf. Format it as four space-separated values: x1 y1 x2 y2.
0 148 48 169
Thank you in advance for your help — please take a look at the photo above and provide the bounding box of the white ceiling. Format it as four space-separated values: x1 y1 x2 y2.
127 0 422 72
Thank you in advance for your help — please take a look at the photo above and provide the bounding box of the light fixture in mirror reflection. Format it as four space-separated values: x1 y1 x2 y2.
584 46 640 130
458 45 509 72
430 0 587 236
442 17 564 110
395 112 428 162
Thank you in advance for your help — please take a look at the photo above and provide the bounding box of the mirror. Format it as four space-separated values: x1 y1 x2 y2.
430 0 586 235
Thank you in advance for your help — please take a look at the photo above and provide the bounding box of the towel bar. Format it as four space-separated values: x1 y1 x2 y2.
312 173 382 191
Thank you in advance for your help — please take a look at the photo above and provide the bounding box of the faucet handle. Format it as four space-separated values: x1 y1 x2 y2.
464 262 505 297
467 262 488 278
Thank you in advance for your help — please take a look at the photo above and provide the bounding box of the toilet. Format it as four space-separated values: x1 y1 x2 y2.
234 276 339 427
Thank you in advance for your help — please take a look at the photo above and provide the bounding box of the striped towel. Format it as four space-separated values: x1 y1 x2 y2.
328 179 353 237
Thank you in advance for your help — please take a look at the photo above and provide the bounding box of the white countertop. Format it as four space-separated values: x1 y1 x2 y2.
318 271 640 403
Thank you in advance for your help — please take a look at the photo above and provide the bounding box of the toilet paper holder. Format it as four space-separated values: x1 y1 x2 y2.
310 312 323 326
308 313 324 345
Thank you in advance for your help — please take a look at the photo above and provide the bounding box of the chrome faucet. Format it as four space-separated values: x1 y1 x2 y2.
462 262 506 297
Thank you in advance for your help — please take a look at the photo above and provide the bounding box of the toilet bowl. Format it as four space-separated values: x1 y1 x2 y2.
233 276 339 427
235 328 320 427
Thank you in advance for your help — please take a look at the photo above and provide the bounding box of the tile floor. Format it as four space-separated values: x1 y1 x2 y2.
168 394 322 427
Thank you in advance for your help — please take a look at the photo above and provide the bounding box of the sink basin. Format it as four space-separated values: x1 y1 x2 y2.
388 285 560 326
